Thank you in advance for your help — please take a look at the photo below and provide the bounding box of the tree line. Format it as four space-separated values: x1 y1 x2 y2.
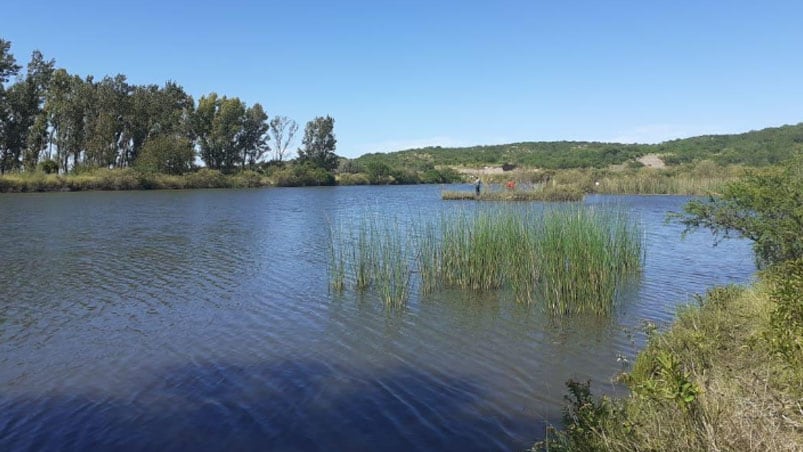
0 38 338 175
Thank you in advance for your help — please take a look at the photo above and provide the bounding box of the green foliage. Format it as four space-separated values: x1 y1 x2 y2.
298 115 338 170
271 162 335 186
629 349 701 410
355 123 803 172
655 124 803 166
337 158 363 174
38 159 58 174
0 38 21 83
676 157 803 267
135 136 194 175
533 380 620 452
763 258 803 364
364 160 392 183
329 206 643 316
194 93 262 171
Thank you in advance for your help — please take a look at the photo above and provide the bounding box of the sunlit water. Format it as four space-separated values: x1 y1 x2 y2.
0 186 755 451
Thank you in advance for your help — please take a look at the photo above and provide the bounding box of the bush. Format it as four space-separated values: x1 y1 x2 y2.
38 159 59 174
185 168 227 188
337 159 364 174
231 170 265 188
764 258 803 364
676 157 803 267
337 173 370 185
135 136 195 175
272 163 335 187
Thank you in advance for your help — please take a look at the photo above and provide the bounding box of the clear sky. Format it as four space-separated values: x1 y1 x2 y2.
4 0 803 158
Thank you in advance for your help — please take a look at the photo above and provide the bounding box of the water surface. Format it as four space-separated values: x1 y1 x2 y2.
0 186 755 450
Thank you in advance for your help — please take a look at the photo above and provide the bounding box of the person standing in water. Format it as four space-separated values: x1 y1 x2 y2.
474 176 482 197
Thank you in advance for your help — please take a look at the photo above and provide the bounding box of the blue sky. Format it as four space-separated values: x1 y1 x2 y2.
4 0 803 158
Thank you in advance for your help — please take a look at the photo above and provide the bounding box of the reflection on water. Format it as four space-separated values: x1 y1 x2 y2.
0 187 755 450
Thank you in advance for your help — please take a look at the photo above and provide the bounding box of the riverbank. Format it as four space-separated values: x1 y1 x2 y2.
0 168 270 192
537 273 803 450
0 163 743 195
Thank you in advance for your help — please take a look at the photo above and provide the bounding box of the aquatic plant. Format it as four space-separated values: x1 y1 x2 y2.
429 206 643 315
327 215 413 307
328 205 643 316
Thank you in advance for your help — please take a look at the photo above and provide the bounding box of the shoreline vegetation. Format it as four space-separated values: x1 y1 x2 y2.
536 157 803 451
0 36 797 197
0 160 743 196
535 278 803 451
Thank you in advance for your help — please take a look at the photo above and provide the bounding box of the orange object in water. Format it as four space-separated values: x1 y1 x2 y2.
506 181 516 190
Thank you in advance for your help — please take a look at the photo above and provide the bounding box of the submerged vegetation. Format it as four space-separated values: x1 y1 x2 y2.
329 206 643 315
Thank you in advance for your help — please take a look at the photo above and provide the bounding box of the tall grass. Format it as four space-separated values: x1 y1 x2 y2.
328 205 643 315
328 215 413 307
534 208 642 315
431 207 642 315
596 172 737 195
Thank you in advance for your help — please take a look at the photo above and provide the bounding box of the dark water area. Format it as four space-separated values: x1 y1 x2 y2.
0 186 755 451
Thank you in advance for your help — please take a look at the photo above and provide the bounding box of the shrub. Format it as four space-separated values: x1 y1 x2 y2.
676 157 803 267
135 136 195 175
185 168 227 188
38 159 59 174
272 163 335 186
764 258 803 364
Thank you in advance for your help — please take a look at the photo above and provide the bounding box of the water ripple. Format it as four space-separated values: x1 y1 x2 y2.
0 189 754 450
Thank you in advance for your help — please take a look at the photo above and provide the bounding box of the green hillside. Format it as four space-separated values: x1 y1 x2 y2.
354 123 803 170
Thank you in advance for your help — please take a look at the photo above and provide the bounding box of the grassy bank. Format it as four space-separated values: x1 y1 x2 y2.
329 206 643 315
537 269 803 450
0 168 271 192
1 161 743 195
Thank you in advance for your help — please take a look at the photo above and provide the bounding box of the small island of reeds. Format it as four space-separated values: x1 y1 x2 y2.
441 183 584 202
329 205 643 316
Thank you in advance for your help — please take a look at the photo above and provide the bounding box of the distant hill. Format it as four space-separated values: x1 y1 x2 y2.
354 123 803 170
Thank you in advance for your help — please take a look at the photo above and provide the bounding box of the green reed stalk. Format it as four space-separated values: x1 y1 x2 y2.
328 205 642 316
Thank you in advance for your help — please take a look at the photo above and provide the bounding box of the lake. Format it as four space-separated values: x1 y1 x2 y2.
0 185 755 451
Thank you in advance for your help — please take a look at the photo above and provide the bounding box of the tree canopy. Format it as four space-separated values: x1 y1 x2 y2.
298 115 337 170
0 38 297 175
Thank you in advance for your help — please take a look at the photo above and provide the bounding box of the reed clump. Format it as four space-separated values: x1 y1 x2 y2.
429 207 642 315
328 216 412 307
328 206 643 315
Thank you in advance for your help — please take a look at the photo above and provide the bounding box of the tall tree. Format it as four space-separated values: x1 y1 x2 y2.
268 115 298 162
46 70 88 172
193 94 249 171
84 75 130 168
298 115 337 170
238 103 269 167
22 50 55 170
0 39 22 173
